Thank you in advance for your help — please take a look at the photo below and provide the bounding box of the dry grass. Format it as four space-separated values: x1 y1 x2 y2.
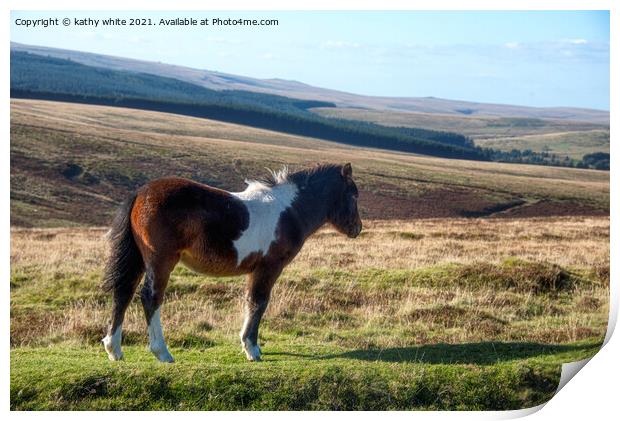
11 217 609 350
10 216 609 275
476 130 610 160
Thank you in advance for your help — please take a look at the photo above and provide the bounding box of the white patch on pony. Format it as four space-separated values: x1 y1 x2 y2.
102 326 123 361
148 308 174 363
231 170 297 266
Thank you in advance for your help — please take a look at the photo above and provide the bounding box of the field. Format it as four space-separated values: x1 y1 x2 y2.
10 218 610 410
475 130 610 160
10 99 610 410
312 107 610 161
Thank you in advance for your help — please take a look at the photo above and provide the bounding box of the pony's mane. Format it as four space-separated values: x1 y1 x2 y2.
290 164 342 188
244 166 290 190
244 164 342 190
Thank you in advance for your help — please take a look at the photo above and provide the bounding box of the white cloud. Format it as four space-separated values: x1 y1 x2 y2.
321 40 361 49
504 42 520 49
205 37 243 45
565 38 588 45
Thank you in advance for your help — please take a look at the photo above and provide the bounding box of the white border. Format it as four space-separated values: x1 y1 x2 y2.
4 1 616 419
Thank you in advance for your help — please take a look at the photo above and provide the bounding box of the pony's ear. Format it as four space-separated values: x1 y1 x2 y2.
341 163 352 178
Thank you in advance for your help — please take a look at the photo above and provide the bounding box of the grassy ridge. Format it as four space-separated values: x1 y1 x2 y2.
312 107 609 139
11 342 600 410
476 130 610 160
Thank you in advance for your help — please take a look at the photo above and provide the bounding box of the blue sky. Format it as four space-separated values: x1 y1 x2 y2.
11 10 610 110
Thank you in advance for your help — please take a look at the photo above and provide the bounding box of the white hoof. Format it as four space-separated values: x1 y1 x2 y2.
241 340 261 361
150 345 175 363
102 335 123 361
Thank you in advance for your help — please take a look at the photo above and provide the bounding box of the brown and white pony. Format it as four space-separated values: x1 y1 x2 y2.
102 163 362 362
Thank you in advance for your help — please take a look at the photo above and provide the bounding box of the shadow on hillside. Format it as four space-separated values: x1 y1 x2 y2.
268 341 601 365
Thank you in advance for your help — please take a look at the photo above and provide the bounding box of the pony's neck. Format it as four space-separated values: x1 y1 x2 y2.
289 178 337 239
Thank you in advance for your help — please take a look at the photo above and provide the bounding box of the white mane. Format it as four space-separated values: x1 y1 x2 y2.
243 166 290 190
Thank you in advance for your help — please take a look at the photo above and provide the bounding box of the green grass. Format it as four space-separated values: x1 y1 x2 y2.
10 340 602 410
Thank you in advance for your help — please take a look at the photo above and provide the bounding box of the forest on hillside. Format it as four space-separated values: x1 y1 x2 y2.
10 51 606 169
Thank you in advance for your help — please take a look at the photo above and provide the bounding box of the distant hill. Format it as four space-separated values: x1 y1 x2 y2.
10 51 485 160
10 42 609 124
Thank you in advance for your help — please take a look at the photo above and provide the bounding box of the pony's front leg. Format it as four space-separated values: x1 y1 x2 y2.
240 265 282 361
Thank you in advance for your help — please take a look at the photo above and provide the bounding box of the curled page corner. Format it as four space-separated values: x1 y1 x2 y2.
556 357 592 394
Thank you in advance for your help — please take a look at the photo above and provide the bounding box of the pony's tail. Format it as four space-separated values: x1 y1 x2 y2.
102 192 144 294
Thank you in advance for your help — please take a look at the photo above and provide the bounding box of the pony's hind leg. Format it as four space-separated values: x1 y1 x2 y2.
103 269 143 361
102 192 145 361
140 256 178 363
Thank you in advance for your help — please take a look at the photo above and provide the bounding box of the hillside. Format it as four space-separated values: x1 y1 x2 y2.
11 51 488 161
10 99 609 227
11 42 609 123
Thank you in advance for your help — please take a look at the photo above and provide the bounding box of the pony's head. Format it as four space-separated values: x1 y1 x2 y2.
329 163 362 238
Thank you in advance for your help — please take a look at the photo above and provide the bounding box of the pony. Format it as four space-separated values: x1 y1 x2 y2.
102 163 362 362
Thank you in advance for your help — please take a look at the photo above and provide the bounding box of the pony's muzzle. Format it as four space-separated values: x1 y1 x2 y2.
348 221 363 238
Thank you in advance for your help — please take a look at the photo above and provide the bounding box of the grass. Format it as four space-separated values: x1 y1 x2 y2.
11 341 601 410
10 218 609 410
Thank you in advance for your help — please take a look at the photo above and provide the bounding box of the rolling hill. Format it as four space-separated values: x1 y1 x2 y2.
10 42 609 124
10 99 609 227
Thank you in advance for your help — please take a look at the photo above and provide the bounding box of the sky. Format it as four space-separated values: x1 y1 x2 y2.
10 10 610 110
